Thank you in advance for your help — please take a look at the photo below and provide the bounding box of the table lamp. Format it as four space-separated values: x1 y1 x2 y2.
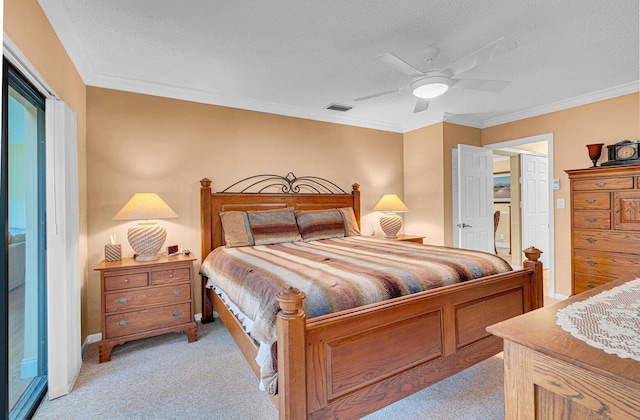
373 194 409 238
113 193 178 261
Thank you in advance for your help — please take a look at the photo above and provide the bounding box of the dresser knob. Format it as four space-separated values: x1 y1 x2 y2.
124 278 130 283
587 283 596 289
595 182 607 187
117 320 129 327
586 259 597 266
586 198 596 204
171 311 182 317
116 297 130 304
170 290 182 296
586 217 597 223
586 237 597 243
169 272 174 278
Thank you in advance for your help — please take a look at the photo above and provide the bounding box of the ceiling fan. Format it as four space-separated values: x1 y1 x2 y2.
355 37 517 113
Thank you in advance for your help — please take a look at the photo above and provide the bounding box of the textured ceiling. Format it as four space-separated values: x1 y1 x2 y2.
39 0 639 132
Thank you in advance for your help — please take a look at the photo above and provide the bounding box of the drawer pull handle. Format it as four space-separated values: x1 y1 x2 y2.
170 290 182 296
118 320 129 327
172 311 182 317
169 273 174 278
116 297 130 304
595 182 607 187
587 283 596 289
586 259 597 266
586 237 597 243
124 278 130 283
586 217 597 223
585 198 596 204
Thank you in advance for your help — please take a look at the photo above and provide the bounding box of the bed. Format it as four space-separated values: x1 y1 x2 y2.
199 174 543 419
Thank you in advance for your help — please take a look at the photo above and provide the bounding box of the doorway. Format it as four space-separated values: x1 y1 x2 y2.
486 133 554 299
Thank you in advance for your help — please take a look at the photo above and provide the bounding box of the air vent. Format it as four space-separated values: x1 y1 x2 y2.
324 103 353 112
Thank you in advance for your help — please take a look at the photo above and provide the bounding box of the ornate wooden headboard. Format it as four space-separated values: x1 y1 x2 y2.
199 173 360 260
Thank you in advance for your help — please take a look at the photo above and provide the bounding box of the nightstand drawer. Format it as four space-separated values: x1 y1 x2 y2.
105 302 191 339
104 283 191 313
104 271 149 291
151 266 191 285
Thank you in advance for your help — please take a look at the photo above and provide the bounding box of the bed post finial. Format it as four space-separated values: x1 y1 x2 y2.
276 287 307 419
523 246 543 310
200 178 211 188
352 183 360 191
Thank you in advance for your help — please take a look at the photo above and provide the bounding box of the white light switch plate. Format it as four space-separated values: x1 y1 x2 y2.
557 198 565 209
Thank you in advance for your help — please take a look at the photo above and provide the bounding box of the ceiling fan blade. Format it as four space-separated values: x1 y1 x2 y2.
453 78 511 92
354 88 401 101
376 53 424 77
445 37 517 77
413 99 430 113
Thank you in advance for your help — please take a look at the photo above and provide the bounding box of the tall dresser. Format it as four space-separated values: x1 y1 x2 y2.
566 165 640 295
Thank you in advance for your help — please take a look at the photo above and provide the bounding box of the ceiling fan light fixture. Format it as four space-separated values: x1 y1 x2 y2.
411 76 450 99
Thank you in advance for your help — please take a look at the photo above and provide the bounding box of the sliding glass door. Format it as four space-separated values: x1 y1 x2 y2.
2 59 48 419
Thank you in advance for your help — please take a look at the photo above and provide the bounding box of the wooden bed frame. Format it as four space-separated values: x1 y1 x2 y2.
199 176 543 419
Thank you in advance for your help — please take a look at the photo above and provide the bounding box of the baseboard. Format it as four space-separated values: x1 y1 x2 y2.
496 242 510 249
554 293 569 300
81 333 102 360
195 313 202 322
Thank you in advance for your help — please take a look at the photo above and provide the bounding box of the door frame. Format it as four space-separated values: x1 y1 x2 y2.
485 133 555 299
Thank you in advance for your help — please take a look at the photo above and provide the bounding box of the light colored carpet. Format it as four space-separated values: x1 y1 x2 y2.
34 321 504 419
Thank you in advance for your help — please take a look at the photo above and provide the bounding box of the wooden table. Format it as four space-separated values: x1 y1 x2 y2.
488 279 640 419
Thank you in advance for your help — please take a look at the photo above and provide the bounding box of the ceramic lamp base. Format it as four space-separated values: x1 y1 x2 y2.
379 213 402 238
128 222 166 261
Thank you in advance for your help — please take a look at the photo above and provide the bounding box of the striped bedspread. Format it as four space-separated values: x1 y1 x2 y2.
200 236 512 348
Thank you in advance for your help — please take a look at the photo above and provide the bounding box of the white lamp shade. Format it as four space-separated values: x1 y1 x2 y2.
113 193 178 221
113 193 178 261
373 194 409 212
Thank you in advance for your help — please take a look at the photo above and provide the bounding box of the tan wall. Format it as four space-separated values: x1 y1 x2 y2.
482 93 640 296
86 87 404 335
403 123 444 243
5 0 89 337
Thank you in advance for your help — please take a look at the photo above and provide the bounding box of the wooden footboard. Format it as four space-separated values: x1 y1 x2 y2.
276 248 542 419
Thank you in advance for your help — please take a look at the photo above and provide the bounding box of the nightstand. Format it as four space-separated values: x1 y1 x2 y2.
383 234 425 244
94 254 198 362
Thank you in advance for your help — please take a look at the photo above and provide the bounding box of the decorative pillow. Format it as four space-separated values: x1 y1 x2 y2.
219 211 254 247
295 209 347 242
247 207 302 246
338 207 361 236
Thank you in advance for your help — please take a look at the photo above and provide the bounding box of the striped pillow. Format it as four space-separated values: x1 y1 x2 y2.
295 209 352 242
247 207 302 245
338 207 361 236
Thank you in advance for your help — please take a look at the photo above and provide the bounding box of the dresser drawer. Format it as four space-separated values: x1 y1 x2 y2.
150 266 191 285
572 177 633 191
573 230 640 252
572 192 610 210
104 283 191 313
573 249 640 279
572 211 611 229
573 274 613 294
105 302 192 339
104 271 149 291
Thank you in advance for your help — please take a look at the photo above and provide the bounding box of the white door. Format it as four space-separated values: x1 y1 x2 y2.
521 154 550 267
455 145 494 253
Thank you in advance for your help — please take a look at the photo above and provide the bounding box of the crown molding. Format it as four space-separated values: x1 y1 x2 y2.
482 81 640 128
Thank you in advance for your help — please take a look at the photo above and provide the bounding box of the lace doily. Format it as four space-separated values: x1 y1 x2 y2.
556 278 640 362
